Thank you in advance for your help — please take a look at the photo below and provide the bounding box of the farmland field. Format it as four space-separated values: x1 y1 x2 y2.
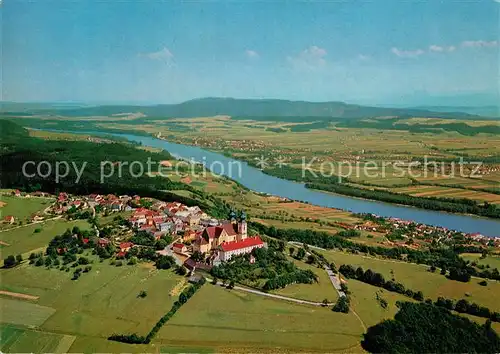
0 260 184 352
0 219 91 260
391 185 500 204
0 298 56 326
0 324 75 353
156 284 364 352
0 195 52 223
320 249 500 312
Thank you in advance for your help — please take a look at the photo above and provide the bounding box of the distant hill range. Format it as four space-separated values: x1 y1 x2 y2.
410 105 499 118
2 97 498 120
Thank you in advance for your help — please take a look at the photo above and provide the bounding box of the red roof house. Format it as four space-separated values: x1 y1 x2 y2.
119 242 134 252
172 243 187 254
3 215 15 224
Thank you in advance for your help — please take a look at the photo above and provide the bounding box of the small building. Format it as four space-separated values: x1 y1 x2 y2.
119 242 134 253
172 243 187 254
159 222 174 233
97 238 110 247
3 215 15 224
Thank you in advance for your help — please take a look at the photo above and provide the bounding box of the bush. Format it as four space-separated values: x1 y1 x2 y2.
3 255 17 268
332 296 350 313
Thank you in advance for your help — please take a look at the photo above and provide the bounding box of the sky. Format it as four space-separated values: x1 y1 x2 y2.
2 0 499 105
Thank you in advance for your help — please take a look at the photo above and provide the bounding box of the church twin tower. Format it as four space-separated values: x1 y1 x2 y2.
230 210 247 239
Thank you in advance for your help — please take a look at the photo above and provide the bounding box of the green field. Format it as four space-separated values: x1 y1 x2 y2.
320 249 500 312
460 253 500 270
0 298 56 326
0 219 91 260
0 195 52 222
271 257 338 303
0 324 75 353
0 259 184 351
156 285 364 353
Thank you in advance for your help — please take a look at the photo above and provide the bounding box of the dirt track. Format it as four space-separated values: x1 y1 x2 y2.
0 290 39 300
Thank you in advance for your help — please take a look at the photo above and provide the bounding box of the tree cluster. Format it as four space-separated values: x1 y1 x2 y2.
211 246 317 291
361 302 500 353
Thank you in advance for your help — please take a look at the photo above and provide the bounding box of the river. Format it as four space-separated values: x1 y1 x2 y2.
48 129 500 237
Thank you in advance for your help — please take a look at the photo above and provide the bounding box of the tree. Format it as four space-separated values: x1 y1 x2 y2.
212 277 218 285
330 263 337 273
322 298 329 307
332 296 350 313
138 290 147 298
3 255 17 268
179 292 187 304
296 248 306 260
289 247 295 257
191 251 203 262
227 280 235 289
306 254 316 264
155 238 168 250
176 265 187 276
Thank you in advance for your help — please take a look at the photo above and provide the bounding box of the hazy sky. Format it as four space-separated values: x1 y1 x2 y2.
2 0 499 105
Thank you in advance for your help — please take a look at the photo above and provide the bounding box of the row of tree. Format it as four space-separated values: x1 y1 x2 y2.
434 297 500 323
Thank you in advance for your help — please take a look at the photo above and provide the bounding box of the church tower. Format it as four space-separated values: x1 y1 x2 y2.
238 211 247 239
229 210 237 224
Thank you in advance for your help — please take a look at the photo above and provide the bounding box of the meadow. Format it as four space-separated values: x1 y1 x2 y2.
320 249 500 312
0 195 52 224
271 257 339 303
0 259 184 352
156 284 364 353
0 219 91 261
460 253 500 269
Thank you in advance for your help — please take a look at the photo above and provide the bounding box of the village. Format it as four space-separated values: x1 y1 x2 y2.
2 189 266 271
3 189 499 266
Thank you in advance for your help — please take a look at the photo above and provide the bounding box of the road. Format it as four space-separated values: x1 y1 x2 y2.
205 278 333 306
324 265 346 298
159 237 183 266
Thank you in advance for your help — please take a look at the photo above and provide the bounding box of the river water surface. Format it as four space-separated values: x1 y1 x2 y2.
55 130 500 237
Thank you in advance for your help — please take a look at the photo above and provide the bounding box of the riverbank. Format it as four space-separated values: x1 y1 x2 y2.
18 127 500 236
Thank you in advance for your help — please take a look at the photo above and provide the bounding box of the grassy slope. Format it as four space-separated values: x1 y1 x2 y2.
0 219 91 260
321 249 500 312
157 284 364 353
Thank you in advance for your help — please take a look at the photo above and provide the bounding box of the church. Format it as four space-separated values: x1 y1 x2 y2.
192 211 264 262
